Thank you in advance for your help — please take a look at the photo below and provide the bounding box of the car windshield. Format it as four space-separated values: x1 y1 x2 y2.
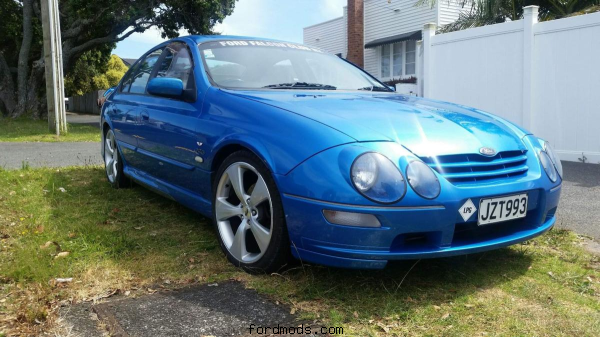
198 40 389 91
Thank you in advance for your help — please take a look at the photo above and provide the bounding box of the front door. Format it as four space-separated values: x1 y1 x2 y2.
135 42 204 194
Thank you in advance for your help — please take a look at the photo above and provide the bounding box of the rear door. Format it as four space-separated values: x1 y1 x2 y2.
135 41 204 193
109 49 162 164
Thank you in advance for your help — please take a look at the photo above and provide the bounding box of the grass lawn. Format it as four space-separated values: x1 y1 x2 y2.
0 118 100 142
0 167 599 336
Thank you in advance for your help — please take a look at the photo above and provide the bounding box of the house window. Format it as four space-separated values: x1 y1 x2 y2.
381 44 391 78
405 40 416 75
380 41 417 80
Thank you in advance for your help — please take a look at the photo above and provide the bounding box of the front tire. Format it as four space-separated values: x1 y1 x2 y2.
213 151 290 274
104 128 130 189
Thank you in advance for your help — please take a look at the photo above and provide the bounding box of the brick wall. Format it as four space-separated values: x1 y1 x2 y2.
347 0 364 68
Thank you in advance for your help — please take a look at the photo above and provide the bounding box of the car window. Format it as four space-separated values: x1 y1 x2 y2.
199 40 388 91
120 62 140 93
155 42 194 88
123 49 162 94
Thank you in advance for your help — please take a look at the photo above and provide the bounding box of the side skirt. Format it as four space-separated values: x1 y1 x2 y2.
123 165 213 218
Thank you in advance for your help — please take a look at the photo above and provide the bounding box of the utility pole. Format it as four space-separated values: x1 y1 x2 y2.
41 0 67 135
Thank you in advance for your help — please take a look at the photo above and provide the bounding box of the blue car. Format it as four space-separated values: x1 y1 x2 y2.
101 36 562 273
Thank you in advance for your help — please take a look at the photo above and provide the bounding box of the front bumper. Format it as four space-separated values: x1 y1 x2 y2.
282 184 560 269
277 141 561 269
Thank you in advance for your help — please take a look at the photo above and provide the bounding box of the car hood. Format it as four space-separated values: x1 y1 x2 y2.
224 90 529 157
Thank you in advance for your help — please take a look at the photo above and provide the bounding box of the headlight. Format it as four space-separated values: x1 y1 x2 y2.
539 150 558 183
543 141 563 178
406 161 441 199
351 152 406 203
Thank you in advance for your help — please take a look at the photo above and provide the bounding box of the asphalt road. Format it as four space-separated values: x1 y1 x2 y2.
0 142 102 169
60 282 300 337
555 161 600 240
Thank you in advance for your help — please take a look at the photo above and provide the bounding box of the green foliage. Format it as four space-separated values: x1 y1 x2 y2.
0 118 100 142
0 0 236 118
89 55 128 95
425 0 600 32
64 46 112 96
65 53 128 96
0 0 23 63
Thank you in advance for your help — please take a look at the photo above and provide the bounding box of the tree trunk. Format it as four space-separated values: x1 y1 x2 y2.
27 58 46 119
0 53 16 117
13 0 34 118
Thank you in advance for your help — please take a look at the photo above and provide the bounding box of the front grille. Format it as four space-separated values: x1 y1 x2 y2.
421 150 528 184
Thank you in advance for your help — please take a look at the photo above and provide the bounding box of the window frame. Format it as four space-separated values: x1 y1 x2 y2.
119 47 164 95
379 40 417 81
148 41 198 102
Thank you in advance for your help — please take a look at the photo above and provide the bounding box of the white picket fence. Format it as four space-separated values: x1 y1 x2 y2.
421 6 600 163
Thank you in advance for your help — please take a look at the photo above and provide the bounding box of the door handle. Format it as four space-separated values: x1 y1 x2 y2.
141 110 149 120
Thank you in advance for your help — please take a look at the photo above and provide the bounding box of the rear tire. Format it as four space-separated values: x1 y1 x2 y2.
213 150 290 274
104 128 131 189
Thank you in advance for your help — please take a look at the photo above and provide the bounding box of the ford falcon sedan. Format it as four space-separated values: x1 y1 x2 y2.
100 36 562 273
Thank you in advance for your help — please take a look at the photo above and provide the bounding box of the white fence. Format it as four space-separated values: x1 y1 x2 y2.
422 7 600 163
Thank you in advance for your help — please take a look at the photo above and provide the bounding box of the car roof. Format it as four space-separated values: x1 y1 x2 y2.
183 35 300 45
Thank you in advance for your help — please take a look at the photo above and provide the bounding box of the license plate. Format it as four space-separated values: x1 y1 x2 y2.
478 193 528 225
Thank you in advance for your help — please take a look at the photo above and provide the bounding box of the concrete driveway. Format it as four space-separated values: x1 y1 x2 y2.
66 111 100 127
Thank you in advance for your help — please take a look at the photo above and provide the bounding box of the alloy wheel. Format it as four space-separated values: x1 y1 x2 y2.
215 162 273 264
104 130 118 183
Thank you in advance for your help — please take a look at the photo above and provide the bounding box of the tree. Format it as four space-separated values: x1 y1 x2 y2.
0 0 236 119
96 55 129 90
64 46 112 97
415 0 600 33
64 52 128 96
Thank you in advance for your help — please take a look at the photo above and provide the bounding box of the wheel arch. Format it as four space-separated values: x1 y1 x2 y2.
210 140 275 181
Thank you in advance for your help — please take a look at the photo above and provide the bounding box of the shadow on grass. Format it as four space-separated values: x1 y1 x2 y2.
257 248 534 323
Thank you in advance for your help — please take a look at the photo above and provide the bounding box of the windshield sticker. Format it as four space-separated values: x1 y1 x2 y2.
204 49 215 58
214 40 323 53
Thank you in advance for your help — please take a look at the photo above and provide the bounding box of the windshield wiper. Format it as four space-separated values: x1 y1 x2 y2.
358 86 393 92
262 82 337 90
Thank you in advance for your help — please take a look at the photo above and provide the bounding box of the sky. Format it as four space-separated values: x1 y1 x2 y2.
114 0 347 59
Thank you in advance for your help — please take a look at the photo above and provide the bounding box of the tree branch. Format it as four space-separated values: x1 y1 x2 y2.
66 23 153 57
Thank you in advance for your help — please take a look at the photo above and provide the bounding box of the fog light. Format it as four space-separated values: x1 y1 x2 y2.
323 210 381 228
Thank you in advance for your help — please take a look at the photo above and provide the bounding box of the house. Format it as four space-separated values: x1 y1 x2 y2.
303 0 467 94
119 57 139 68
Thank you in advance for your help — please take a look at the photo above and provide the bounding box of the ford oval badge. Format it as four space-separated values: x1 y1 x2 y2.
479 147 497 156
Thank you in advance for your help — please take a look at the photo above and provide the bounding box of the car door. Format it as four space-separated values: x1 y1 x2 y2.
109 49 163 165
135 41 204 193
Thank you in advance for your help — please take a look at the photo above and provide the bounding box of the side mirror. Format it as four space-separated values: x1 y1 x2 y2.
147 78 184 98
103 86 116 97
386 85 396 92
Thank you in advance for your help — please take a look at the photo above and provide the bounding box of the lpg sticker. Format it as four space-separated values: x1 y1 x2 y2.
459 199 477 222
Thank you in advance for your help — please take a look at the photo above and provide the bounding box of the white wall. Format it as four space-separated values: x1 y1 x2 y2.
428 20 525 124
531 13 600 163
303 15 347 57
363 0 436 76
425 9 600 162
